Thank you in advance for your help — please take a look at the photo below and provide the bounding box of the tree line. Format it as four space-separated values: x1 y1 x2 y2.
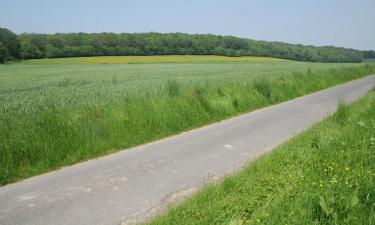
0 28 22 63
362 50 375 58
0 27 369 63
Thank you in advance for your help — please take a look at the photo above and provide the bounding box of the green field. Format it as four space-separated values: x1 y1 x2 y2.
17 55 286 65
145 89 375 225
1 56 375 185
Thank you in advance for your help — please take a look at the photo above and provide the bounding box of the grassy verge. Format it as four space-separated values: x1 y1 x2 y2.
145 89 375 225
0 62 374 185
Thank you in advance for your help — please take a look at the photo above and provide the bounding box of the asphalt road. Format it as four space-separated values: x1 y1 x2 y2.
0 75 374 225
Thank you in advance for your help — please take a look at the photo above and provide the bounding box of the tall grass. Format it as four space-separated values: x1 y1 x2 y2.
334 101 350 126
145 89 375 225
0 60 374 185
253 78 273 102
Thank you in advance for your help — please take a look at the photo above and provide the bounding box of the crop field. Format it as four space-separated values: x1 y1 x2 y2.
18 55 286 65
145 87 375 225
1 56 375 185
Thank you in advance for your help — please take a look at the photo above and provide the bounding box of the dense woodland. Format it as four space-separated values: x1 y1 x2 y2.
363 50 375 58
0 27 372 64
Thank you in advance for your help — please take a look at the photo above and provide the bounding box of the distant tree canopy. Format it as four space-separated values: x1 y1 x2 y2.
0 27 368 63
0 28 22 62
362 50 375 58
0 43 8 63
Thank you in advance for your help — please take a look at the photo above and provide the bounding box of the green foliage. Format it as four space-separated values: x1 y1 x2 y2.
145 90 375 225
0 27 366 63
0 28 21 61
362 50 375 58
20 41 44 59
0 43 8 63
13 31 363 63
0 61 374 185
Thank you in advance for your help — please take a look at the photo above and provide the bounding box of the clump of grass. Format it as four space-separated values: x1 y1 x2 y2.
57 78 73 87
166 80 181 97
194 85 211 113
311 131 320 149
254 78 273 101
111 75 118 85
144 89 375 225
334 101 350 126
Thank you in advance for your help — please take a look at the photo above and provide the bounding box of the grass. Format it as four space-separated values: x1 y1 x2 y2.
144 89 375 225
16 55 286 65
0 56 375 185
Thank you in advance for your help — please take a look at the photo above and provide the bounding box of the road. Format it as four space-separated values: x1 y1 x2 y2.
0 75 374 225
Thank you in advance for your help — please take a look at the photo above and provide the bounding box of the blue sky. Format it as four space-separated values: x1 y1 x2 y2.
1 0 374 50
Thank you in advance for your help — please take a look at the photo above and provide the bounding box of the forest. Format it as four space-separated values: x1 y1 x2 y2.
0 27 369 63
362 50 375 58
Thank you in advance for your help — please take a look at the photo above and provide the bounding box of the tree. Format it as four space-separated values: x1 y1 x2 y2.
0 28 21 59
21 41 43 59
362 50 375 58
11 28 363 63
0 43 8 63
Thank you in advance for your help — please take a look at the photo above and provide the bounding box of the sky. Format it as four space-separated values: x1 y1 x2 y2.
0 0 374 50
